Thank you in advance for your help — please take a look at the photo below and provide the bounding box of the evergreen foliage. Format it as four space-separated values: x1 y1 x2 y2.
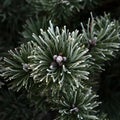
0 0 120 120
2 18 120 119
22 16 49 42
30 22 91 90
80 13 120 82
81 13 120 70
52 87 99 120
2 42 33 91
26 0 99 29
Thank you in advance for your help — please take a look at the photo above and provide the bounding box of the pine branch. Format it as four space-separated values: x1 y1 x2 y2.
52 86 99 120
1 17 117 119
81 13 120 74
29 21 91 91
2 42 33 91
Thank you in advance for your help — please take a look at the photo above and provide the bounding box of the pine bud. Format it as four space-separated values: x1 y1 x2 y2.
88 39 96 52
63 57 67 62
56 56 63 63
22 63 30 72
50 62 57 69
53 55 57 60
88 40 96 47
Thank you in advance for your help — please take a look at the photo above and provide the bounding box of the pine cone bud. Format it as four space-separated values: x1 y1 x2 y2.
63 57 67 62
56 56 63 63
53 55 57 60
50 62 57 69
88 40 96 47
88 39 96 52
22 63 30 72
